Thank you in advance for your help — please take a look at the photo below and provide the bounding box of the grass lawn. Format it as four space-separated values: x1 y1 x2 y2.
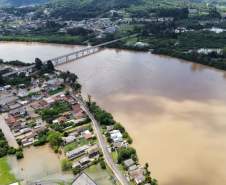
85 164 118 185
0 157 17 185
48 87 65 96
64 123 91 133
111 151 118 163
64 138 96 152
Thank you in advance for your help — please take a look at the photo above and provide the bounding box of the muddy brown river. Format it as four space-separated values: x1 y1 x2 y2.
1 42 226 185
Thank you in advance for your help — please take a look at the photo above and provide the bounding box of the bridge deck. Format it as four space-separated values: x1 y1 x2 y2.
3 34 138 77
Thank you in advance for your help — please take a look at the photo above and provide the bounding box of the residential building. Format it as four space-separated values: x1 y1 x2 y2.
129 168 145 185
66 145 89 160
110 130 123 143
63 135 76 145
79 156 90 167
82 130 93 140
87 144 99 158
72 172 97 185
124 159 135 169
9 107 27 118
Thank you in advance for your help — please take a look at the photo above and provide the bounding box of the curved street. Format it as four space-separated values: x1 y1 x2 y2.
73 95 130 185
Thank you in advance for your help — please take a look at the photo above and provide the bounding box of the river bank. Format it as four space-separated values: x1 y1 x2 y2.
1 34 226 72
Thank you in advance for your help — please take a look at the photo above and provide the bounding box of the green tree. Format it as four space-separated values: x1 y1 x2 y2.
208 8 221 19
87 94 92 107
151 178 158 185
100 160 106 169
46 60 55 73
145 162 149 169
61 159 72 171
73 167 81 175
223 47 226 58
47 131 62 148
15 150 24 159
72 83 81 92
60 71 68 82
0 74 4 86
35 58 43 70
118 147 137 163
69 73 78 84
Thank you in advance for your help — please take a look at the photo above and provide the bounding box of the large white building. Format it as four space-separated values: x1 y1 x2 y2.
110 130 123 143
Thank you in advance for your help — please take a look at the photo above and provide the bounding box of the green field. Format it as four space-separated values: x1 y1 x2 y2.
64 138 96 152
48 87 65 95
0 157 17 185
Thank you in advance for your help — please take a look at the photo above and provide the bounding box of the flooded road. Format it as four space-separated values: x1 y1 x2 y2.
1 42 226 185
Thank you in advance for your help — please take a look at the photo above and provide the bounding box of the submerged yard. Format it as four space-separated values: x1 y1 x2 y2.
7 145 74 182
0 157 17 185
85 164 119 185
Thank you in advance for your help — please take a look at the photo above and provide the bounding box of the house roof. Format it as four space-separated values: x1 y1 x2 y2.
5 115 17 125
79 156 90 164
9 107 26 116
82 130 93 140
72 103 82 114
66 145 89 158
124 159 135 168
72 172 97 185
87 144 99 154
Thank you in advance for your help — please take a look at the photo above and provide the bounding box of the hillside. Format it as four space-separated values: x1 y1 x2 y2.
48 0 141 20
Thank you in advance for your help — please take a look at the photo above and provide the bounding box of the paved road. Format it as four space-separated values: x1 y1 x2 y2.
73 95 130 185
0 113 19 148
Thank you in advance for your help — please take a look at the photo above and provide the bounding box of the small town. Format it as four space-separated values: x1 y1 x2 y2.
0 59 153 185
0 7 175 37
1 0 226 185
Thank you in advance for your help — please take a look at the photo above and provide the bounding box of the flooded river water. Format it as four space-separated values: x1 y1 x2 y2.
1 42 226 185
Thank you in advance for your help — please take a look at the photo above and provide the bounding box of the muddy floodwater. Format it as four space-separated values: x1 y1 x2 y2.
1 42 226 185
7 145 73 182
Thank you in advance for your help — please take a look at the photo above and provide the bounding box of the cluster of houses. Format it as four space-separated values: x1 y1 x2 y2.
60 18 118 34
0 5 176 38
1 73 88 148
123 159 147 185
105 127 148 184
64 126 100 171
106 126 128 149
66 144 99 169
62 124 94 146
67 144 100 171
5 105 46 147
0 73 65 112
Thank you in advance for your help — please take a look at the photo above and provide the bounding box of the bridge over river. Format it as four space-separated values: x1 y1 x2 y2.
3 34 137 77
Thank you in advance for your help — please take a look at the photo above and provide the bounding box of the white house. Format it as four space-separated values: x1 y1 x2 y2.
110 130 123 143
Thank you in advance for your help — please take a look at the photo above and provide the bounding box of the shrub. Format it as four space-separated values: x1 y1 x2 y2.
61 159 72 171
16 151 24 159
118 147 137 163
73 167 81 175
7 147 16 155
100 160 106 169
